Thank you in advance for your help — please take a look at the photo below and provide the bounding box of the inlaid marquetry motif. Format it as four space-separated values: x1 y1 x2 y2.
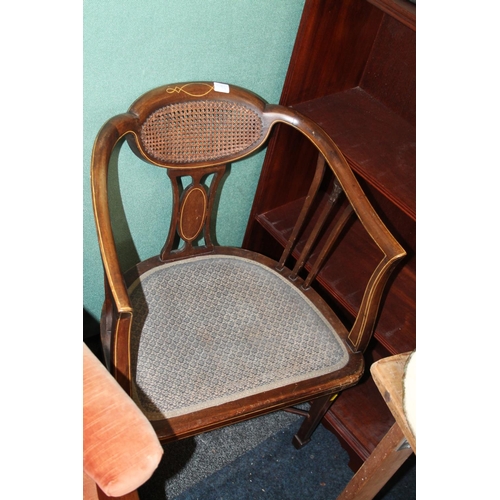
165 83 214 97
179 186 207 242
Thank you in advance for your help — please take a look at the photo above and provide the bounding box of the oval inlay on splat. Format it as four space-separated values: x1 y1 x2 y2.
179 186 206 241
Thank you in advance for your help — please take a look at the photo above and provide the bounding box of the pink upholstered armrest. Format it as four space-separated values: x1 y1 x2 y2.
83 343 163 497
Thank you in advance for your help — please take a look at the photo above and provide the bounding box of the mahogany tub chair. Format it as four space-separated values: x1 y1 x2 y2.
91 82 406 452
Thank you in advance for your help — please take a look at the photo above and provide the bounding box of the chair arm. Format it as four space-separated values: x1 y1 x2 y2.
91 114 138 314
83 343 163 497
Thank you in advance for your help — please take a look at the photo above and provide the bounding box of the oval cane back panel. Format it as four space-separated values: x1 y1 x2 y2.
139 100 264 165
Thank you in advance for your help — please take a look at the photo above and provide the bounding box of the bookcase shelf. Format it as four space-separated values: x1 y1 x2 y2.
294 88 416 219
243 0 416 468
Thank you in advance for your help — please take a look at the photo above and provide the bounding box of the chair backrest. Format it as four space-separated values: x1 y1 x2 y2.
91 82 406 371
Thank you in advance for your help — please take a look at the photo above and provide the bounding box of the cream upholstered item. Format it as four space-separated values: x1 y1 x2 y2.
337 351 416 499
403 350 416 437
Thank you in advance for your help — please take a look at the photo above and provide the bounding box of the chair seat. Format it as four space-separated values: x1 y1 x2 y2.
128 254 349 421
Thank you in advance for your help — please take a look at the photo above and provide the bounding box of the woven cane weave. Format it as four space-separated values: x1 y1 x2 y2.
128 255 349 420
140 101 263 164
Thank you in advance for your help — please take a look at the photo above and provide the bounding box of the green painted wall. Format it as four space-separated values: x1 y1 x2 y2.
83 0 305 320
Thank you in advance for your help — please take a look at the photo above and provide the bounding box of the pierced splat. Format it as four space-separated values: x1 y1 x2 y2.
160 165 227 260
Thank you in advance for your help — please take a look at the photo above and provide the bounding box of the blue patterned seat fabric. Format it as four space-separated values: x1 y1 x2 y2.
129 255 349 420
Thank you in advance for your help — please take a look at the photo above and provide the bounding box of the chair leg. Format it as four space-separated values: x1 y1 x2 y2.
336 422 413 500
292 393 337 449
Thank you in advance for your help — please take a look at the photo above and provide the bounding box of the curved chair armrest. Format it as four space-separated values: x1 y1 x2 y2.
264 105 406 352
91 114 138 314
83 343 163 497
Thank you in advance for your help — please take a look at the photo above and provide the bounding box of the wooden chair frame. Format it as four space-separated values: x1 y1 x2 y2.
91 82 405 447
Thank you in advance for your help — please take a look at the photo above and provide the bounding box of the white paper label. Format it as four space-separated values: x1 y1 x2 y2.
214 82 230 93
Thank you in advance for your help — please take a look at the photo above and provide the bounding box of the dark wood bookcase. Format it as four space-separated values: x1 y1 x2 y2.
242 0 416 470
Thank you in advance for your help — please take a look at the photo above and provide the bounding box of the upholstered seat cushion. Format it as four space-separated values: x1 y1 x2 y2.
83 344 163 497
128 255 349 421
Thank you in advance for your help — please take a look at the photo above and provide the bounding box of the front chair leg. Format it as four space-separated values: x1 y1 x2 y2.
292 393 337 449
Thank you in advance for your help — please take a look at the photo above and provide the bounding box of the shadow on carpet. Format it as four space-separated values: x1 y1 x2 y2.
139 409 415 500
